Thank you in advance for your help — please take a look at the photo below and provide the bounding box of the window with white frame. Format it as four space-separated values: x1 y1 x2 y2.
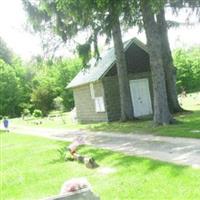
94 97 105 112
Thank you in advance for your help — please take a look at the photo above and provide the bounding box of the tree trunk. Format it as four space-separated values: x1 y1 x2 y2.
157 8 183 113
141 0 173 125
110 12 133 121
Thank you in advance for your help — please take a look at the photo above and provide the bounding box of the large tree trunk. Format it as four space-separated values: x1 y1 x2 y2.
141 0 173 125
157 8 183 113
110 11 133 121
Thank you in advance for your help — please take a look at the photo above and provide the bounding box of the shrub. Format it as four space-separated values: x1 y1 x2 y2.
33 109 43 118
22 109 30 117
174 47 200 93
53 96 64 112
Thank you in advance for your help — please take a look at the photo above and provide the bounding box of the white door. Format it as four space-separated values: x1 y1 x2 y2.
129 78 152 117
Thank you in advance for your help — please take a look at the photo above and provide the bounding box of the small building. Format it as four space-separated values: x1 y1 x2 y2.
67 38 153 122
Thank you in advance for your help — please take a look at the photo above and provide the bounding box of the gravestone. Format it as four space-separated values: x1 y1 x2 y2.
42 188 100 200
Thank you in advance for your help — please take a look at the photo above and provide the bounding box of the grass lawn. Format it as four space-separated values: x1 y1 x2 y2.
10 92 200 138
86 110 200 138
1 132 200 200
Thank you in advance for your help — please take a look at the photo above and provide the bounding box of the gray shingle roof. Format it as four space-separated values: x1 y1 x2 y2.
67 37 148 89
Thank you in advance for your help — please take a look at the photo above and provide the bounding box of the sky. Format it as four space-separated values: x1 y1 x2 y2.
0 0 200 60
0 0 43 59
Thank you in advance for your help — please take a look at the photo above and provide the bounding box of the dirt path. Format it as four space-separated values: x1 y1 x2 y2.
10 125 200 168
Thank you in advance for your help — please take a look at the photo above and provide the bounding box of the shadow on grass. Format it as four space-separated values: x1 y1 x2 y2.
86 120 152 133
104 147 188 173
153 111 200 138
0 130 9 134
144 158 188 177
84 111 200 137
48 144 189 177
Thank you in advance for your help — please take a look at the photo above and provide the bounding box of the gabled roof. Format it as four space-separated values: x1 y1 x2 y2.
67 37 148 89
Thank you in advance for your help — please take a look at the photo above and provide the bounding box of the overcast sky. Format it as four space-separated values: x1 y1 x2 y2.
0 0 200 60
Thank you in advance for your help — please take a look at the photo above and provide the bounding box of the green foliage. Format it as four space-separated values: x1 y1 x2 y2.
174 46 200 93
30 58 82 114
0 54 33 118
0 55 81 117
22 108 31 117
0 59 24 117
0 37 13 64
53 96 64 112
21 0 113 66
76 43 91 67
52 58 82 110
12 57 32 105
31 72 60 115
32 109 43 118
22 0 50 31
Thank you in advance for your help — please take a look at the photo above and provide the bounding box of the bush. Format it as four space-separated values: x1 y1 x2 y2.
33 109 43 118
22 109 30 117
174 47 200 93
53 96 64 112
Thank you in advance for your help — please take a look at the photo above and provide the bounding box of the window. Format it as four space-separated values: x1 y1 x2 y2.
90 83 95 99
90 83 105 112
95 97 105 112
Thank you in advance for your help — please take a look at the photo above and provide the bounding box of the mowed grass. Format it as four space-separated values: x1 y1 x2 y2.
86 92 200 138
86 110 200 138
10 92 200 138
1 133 200 200
11 111 200 138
